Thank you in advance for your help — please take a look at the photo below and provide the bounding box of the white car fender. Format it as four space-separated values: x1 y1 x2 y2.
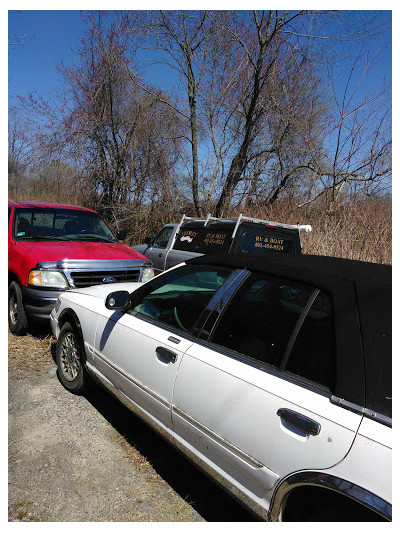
326 417 391 505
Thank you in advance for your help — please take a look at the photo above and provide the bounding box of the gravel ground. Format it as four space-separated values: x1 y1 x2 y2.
8 328 256 522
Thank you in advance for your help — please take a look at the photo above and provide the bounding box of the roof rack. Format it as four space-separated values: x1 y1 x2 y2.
176 213 312 240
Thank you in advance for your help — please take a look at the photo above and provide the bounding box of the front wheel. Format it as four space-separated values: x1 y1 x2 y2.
56 322 91 394
8 281 28 335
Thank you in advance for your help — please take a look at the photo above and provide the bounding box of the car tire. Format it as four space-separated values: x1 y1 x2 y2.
56 322 91 394
8 281 28 336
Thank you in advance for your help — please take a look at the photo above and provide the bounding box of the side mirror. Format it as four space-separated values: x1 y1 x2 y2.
144 236 152 245
105 291 130 311
116 229 127 240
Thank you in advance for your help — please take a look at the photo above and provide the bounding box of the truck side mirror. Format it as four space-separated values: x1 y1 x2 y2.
144 236 152 245
105 291 130 311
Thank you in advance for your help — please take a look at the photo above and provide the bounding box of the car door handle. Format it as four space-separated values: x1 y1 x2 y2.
277 408 321 436
158 253 163 257
156 346 177 364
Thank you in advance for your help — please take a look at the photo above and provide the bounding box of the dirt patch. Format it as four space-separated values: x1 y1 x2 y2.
8 326 255 522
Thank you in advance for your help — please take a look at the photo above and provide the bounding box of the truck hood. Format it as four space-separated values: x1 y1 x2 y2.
131 244 149 254
20 240 147 263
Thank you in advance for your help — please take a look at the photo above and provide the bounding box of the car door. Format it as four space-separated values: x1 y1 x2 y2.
92 263 237 433
171 271 363 510
143 225 175 274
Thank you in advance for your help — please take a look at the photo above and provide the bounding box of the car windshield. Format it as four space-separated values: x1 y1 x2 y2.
13 207 118 243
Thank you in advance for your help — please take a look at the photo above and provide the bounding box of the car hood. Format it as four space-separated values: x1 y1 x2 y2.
20 240 147 263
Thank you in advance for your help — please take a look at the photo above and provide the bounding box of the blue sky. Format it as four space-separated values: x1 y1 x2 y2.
9 9 392 106
9 11 86 104
7 7 393 195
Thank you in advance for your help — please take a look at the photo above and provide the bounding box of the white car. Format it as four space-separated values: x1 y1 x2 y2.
50 253 392 521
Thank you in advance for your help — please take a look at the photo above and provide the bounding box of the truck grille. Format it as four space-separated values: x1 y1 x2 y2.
70 269 141 288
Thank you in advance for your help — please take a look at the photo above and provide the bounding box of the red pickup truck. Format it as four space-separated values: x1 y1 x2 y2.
8 201 153 335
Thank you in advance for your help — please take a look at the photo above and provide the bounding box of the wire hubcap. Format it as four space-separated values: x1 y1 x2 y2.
60 332 80 381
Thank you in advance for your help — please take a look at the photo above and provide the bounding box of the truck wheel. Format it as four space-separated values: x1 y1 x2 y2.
8 281 28 336
56 322 91 394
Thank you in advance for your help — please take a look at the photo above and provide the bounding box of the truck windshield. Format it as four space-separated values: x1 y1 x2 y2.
13 207 118 243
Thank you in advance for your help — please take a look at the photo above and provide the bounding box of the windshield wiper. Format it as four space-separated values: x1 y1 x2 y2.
18 235 62 241
71 235 117 243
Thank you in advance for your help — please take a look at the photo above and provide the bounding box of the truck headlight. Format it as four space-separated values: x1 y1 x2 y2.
28 270 69 289
141 266 154 282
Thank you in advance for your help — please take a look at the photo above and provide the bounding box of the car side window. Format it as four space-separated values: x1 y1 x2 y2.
210 272 335 391
284 291 335 390
152 227 173 249
129 264 235 335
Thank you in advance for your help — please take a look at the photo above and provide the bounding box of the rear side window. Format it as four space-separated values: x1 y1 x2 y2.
235 226 301 254
173 227 232 254
209 272 335 391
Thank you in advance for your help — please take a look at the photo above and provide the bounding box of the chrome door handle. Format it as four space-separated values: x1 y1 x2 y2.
156 346 177 363
277 408 321 436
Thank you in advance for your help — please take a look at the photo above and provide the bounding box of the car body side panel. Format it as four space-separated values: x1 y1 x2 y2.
92 312 193 431
326 417 392 504
58 293 103 353
172 342 362 506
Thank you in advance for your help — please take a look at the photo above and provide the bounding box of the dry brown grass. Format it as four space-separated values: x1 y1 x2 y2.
8 329 55 378
239 198 392 265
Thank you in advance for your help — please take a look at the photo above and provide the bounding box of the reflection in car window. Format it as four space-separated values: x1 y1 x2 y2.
210 272 335 390
130 264 235 334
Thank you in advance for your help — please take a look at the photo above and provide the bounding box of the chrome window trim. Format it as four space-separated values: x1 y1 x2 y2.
269 471 392 521
190 336 333 398
330 396 392 427
196 269 250 339
363 408 392 427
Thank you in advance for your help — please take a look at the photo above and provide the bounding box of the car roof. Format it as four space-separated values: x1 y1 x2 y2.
188 252 392 419
188 250 390 283
8 200 96 212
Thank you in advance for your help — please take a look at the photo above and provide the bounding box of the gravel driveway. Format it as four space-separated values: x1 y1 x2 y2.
8 329 255 522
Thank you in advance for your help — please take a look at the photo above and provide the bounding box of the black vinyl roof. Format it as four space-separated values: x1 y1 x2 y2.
188 252 392 419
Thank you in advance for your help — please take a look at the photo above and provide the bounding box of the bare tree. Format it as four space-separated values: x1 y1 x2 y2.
297 46 392 210
19 12 185 224
8 110 34 198
126 10 223 215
